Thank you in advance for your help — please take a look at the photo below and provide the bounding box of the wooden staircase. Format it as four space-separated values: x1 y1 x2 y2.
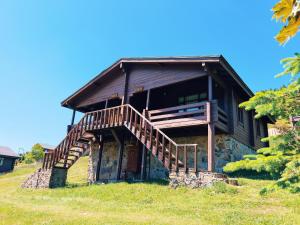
42 104 199 173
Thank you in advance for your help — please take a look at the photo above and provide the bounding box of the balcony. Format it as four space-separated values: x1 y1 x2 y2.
147 100 229 132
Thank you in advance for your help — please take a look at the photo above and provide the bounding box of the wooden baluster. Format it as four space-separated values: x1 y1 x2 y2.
110 109 116 127
42 154 47 169
106 109 109 127
89 113 93 130
129 108 133 129
125 106 129 125
109 109 113 127
144 120 147 145
194 145 197 173
134 112 137 134
149 125 153 149
115 108 118 125
155 130 159 155
80 117 85 136
99 111 103 128
46 153 50 169
168 142 172 170
184 146 187 173
47 153 52 169
175 146 178 172
94 111 99 129
139 116 143 139
161 136 165 162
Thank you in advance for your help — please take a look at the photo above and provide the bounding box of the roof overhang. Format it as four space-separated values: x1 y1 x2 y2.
61 55 254 109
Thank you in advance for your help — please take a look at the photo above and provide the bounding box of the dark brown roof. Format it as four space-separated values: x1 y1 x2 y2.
61 55 254 108
0 146 19 158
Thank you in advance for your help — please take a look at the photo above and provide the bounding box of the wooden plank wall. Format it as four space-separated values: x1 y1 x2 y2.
127 63 207 96
231 91 252 147
75 71 125 108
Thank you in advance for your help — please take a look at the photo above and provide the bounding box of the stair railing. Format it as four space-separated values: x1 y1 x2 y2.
43 104 199 172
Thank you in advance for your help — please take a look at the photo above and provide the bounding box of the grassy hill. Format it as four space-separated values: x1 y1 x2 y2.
0 157 299 225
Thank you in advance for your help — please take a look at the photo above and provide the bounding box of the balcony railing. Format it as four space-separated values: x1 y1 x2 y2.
147 100 229 131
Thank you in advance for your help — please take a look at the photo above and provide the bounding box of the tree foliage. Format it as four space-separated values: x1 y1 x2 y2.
276 53 300 79
23 144 44 164
224 78 300 193
224 0 300 193
272 0 300 45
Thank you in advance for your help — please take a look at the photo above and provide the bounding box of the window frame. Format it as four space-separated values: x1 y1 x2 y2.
0 157 4 166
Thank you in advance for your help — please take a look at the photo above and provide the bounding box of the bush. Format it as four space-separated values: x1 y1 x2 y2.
23 144 44 164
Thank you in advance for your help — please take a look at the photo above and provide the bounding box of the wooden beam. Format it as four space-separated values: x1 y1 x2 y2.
122 63 130 104
71 110 76 126
141 89 151 180
207 75 215 172
112 129 124 180
207 122 215 172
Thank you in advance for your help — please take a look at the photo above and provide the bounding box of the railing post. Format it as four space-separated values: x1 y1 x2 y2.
168 142 172 170
194 145 197 173
184 146 187 173
161 136 165 162
175 146 178 172
149 125 153 149
155 130 159 155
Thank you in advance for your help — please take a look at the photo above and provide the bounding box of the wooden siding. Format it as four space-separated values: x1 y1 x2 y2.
231 92 252 147
127 64 207 96
74 71 125 108
0 157 16 173
253 118 268 149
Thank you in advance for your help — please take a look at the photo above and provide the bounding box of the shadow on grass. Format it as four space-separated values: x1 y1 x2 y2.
225 170 277 180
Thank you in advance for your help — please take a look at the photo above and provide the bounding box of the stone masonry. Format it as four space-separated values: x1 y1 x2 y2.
169 171 229 189
86 134 255 186
22 167 68 188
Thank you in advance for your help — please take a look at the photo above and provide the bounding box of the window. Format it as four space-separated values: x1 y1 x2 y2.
237 98 244 126
238 108 244 125
0 158 4 166
178 93 207 112
256 121 261 137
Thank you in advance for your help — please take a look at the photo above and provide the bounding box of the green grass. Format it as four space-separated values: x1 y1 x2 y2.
0 157 299 225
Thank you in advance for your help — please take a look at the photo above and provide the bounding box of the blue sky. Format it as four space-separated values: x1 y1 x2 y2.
0 0 298 153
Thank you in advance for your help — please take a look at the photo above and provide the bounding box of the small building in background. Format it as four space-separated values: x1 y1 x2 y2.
0 146 19 173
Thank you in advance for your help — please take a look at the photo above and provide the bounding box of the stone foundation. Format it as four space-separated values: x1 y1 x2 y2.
22 167 68 188
169 171 228 189
88 141 100 184
49 167 68 188
22 168 52 188
173 135 256 173
87 134 255 184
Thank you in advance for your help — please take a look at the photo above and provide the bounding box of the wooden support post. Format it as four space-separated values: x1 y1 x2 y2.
112 129 124 180
121 63 130 104
140 144 146 180
140 89 151 180
207 75 215 172
71 110 76 126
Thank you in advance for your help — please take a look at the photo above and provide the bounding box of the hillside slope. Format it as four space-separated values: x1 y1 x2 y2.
0 157 299 225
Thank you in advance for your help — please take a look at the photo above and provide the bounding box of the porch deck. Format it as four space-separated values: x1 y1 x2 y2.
148 101 229 132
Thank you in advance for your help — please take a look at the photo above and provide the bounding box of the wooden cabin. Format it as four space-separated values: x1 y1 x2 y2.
0 146 19 173
24 56 272 188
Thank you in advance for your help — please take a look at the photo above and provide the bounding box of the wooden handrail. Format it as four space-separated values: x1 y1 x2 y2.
42 103 199 172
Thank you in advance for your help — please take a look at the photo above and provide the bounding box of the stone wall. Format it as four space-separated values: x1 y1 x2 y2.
49 167 68 188
22 168 52 188
169 171 229 188
87 134 254 183
146 153 169 180
173 134 255 173
88 141 100 184
22 167 68 188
